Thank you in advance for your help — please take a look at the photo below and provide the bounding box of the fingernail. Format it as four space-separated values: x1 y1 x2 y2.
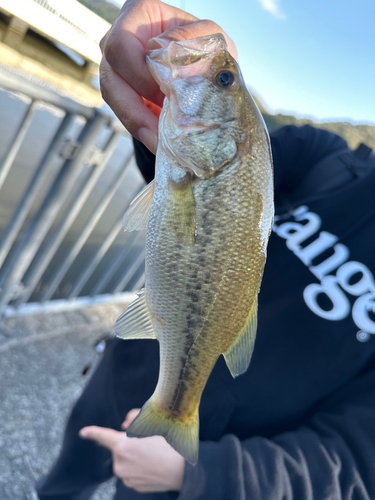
139 128 158 155
148 37 171 50
79 428 90 438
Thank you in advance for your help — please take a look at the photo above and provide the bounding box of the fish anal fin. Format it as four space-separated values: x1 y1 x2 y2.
123 180 155 232
114 289 156 340
223 296 258 378
127 398 199 465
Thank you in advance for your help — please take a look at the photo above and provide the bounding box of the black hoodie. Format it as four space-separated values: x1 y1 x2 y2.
37 125 375 500
133 124 375 500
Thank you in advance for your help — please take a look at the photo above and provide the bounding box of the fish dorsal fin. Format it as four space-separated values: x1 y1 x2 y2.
114 289 156 340
123 180 155 231
223 296 258 378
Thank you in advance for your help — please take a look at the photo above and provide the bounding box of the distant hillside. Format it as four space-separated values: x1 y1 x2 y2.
77 0 120 24
263 113 375 151
251 95 374 150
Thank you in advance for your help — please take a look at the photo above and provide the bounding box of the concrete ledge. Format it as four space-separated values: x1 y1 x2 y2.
0 300 130 499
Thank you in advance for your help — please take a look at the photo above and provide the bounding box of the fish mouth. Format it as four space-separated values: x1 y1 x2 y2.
147 34 228 67
146 34 229 94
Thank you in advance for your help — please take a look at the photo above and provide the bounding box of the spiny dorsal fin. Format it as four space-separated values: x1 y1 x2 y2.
123 180 155 232
114 289 156 340
223 296 258 378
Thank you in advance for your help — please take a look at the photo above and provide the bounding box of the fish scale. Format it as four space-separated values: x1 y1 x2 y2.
115 33 274 464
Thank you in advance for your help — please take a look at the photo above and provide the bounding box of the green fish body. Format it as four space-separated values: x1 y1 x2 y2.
115 34 274 465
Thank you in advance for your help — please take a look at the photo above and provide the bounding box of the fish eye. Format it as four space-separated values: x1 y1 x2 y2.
214 70 235 88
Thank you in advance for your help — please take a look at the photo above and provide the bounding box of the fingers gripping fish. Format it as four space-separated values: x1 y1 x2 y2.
115 34 274 465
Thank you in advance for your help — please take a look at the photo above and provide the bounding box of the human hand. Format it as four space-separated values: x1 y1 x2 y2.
79 408 185 493
100 0 238 153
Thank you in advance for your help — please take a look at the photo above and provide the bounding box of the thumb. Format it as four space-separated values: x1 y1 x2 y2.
122 408 141 430
79 425 122 451
148 20 238 60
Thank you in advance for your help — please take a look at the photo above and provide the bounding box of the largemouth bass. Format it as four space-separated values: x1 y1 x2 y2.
115 33 274 465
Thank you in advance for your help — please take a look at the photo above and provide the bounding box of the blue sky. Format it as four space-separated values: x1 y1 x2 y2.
110 0 375 125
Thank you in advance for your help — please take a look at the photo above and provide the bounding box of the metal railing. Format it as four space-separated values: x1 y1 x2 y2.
0 0 110 63
0 70 146 317
31 0 110 44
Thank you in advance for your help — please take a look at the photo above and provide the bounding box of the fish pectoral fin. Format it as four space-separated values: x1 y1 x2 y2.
127 398 199 465
122 180 155 231
169 176 196 246
223 296 258 378
114 289 156 340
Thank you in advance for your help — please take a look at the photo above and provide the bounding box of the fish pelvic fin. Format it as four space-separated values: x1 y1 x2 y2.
122 180 155 231
127 398 199 465
114 289 156 340
223 296 258 378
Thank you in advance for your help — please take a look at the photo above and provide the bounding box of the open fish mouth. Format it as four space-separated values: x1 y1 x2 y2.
146 33 230 96
147 33 228 66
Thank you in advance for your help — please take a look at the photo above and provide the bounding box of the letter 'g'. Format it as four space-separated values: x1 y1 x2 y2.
352 293 375 334
336 261 375 296
304 276 351 321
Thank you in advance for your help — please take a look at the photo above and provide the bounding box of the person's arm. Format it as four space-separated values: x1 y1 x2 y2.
179 365 375 500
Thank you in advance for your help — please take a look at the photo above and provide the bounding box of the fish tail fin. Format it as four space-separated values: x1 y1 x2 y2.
126 398 199 465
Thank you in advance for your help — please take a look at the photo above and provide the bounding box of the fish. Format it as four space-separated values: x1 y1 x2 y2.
114 33 274 465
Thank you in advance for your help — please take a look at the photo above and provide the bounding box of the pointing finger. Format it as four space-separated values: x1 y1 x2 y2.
79 426 123 451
